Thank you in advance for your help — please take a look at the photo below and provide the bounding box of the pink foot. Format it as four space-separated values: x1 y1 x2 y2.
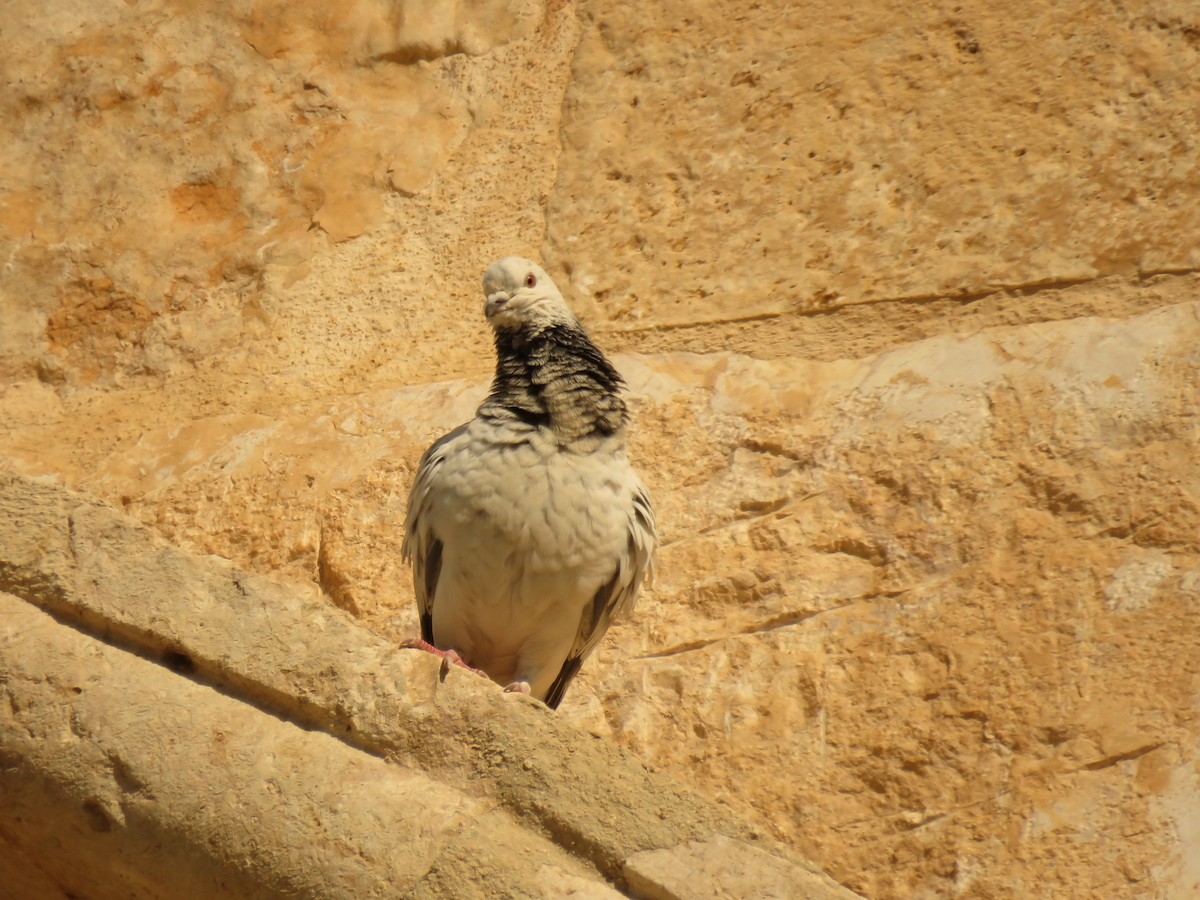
401 638 488 678
502 681 532 696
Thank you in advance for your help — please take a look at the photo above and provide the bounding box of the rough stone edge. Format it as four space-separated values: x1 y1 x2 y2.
0 471 857 896
0 591 618 900
624 835 856 900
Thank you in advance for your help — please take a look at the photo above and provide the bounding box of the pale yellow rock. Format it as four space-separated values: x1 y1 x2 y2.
1 592 585 899
2 0 1200 897
2 471 853 897
547 0 1200 324
624 835 853 900
391 0 543 61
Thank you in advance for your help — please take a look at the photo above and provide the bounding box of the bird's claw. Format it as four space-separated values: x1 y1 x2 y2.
502 681 532 696
401 638 488 678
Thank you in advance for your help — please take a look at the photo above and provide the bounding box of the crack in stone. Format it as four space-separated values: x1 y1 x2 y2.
832 790 1013 835
832 739 1173 838
660 492 822 548
1078 741 1166 772
634 602 857 659
597 267 1200 337
600 309 791 335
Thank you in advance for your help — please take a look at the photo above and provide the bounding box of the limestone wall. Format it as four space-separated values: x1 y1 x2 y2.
0 473 852 898
2 0 1199 896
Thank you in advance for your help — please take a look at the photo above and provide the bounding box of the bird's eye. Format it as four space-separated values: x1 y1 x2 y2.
524 273 537 288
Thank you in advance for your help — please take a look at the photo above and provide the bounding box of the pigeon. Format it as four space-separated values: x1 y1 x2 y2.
402 257 656 709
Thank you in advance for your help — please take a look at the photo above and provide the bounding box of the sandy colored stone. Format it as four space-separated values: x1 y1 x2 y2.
577 303 1200 898
546 0 1200 324
1 471 853 897
0 843 73 900
2 591 609 899
0 0 554 387
3 0 1200 897
625 835 850 900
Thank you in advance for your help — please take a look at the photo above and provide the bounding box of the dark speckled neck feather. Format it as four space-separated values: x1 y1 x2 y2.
479 321 628 446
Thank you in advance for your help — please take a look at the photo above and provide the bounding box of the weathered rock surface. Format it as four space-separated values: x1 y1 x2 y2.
2 0 1200 896
548 0 1200 324
0 472 852 899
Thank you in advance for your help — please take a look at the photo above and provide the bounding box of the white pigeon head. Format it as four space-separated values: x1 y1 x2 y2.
482 257 577 332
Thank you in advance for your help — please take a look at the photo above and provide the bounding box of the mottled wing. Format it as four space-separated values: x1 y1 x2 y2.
402 424 467 644
543 481 656 709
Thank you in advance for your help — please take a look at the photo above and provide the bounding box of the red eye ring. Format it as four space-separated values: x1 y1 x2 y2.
524 273 537 288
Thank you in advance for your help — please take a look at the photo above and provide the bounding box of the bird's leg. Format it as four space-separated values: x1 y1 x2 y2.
400 638 488 677
400 636 445 656
502 681 532 696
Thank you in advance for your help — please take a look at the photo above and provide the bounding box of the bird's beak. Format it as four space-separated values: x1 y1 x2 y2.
485 290 511 319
